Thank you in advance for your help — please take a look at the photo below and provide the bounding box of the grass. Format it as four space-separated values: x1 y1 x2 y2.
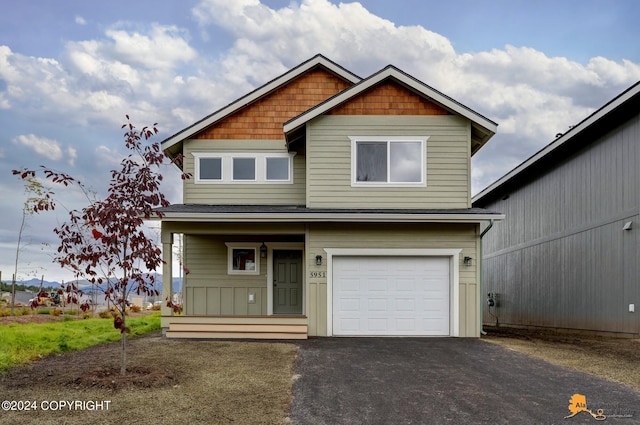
0 312 160 371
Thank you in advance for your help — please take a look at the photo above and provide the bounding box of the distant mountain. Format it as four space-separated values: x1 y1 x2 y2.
2 275 182 293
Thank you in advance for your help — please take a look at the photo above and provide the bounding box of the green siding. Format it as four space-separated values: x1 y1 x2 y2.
305 223 480 337
306 115 471 208
183 139 306 205
183 235 268 315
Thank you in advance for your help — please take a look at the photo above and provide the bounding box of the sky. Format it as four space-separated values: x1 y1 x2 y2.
1 0 639 282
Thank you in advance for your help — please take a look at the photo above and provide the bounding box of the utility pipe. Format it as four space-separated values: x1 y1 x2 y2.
479 219 494 336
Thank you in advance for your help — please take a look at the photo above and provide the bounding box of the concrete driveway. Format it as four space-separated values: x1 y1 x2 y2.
289 338 640 425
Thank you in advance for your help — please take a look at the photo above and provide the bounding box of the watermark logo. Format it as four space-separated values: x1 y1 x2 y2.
564 394 606 421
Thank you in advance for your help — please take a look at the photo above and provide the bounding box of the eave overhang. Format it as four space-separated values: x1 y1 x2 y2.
152 205 504 224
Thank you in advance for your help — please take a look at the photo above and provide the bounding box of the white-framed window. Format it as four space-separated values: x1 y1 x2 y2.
198 157 222 181
350 136 427 186
225 243 260 275
232 157 256 181
193 153 294 184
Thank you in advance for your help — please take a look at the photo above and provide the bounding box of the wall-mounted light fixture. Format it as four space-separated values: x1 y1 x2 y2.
315 255 323 266
623 221 633 231
260 242 268 258
463 256 472 266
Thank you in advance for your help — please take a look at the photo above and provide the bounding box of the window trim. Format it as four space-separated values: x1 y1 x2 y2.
349 136 428 187
193 152 295 184
225 243 261 275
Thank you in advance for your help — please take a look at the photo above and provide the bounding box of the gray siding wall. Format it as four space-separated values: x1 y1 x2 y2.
480 112 640 335
183 139 306 205
306 115 471 208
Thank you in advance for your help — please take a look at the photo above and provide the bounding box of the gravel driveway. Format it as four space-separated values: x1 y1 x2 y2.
290 338 640 425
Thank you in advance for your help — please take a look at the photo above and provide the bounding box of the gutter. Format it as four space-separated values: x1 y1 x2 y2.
153 212 505 223
479 219 494 336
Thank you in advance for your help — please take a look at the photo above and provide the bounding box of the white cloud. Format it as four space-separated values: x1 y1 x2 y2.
75 16 87 26
67 146 77 167
95 145 124 166
0 23 204 130
13 134 63 161
105 24 197 70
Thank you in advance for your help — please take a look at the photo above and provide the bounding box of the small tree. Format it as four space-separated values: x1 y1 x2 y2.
11 175 56 315
13 116 187 375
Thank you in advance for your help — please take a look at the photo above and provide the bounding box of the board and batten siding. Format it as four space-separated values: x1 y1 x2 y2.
305 115 472 209
305 223 481 337
479 111 640 335
183 235 268 315
182 139 306 205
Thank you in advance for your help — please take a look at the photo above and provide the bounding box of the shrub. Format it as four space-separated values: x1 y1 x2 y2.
152 304 161 311
98 310 112 319
130 305 142 313
50 308 63 316
0 308 9 317
12 307 32 316
82 311 93 319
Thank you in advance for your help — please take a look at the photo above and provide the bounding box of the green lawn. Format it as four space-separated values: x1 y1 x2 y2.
0 312 160 371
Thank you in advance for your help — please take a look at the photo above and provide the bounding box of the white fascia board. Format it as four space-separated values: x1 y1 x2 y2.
161 55 361 152
473 81 640 204
284 67 497 136
157 212 505 223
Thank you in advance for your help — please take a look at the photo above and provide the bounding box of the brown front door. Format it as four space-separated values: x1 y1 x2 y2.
273 250 303 315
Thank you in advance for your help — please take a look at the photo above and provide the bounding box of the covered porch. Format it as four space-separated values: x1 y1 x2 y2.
160 220 308 339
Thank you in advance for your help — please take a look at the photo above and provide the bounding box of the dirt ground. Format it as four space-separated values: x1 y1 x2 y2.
482 326 640 392
2 315 639 424
0 314 298 424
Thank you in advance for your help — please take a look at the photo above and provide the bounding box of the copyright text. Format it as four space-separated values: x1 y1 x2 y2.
2 400 111 411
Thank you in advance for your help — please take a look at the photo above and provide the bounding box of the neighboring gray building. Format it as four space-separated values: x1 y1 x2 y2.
473 82 640 337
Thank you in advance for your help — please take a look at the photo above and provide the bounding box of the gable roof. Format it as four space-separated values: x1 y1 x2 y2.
283 65 498 155
161 54 361 158
473 80 640 205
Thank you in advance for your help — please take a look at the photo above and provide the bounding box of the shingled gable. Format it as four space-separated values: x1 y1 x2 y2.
284 65 498 155
162 54 361 160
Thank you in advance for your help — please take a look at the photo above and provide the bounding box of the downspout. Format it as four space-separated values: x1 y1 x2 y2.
479 219 494 336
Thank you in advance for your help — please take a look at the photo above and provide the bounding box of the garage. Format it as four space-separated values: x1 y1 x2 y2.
332 256 451 336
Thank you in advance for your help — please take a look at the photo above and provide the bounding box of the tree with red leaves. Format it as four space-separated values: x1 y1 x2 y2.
13 116 188 375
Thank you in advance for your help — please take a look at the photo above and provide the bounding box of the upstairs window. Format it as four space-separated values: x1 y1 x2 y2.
199 157 222 181
232 157 256 181
266 157 290 181
350 137 427 186
194 153 294 184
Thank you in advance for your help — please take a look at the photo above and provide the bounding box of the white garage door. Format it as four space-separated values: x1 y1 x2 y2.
332 256 450 336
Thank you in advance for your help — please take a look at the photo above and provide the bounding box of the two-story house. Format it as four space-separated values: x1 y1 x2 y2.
157 55 503 339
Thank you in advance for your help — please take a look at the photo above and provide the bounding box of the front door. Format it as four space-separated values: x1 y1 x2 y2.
273 250 303 315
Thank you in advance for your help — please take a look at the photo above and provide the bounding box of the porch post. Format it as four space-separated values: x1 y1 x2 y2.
161 229 173 320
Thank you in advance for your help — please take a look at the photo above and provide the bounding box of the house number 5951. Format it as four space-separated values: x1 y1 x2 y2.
309 271 326 278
